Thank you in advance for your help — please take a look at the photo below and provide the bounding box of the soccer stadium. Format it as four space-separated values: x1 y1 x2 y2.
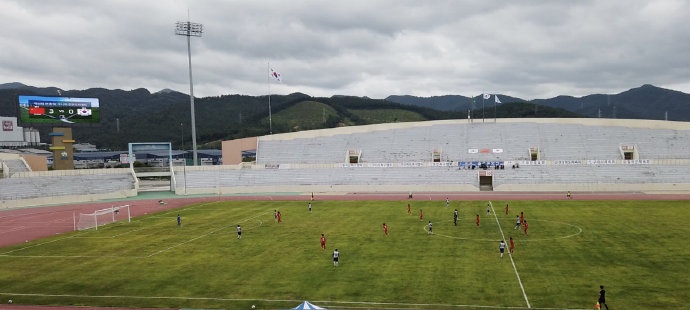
2 117 690 309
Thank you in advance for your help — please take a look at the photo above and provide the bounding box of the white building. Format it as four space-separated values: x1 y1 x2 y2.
0 116 39 147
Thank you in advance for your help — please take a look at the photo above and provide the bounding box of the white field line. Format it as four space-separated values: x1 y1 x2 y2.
1 202 266 259
0 234 77 256
0 291 592 310
145 210 270 257
430 218 582 242
489 201 531 309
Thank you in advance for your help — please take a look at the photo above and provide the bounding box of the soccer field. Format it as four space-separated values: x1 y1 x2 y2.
1 199 689 309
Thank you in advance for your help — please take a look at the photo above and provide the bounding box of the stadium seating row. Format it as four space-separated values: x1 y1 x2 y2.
256 121 690 164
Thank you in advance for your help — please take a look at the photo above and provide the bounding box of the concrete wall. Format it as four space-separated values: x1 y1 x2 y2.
221 137 258 165
22 154 48 171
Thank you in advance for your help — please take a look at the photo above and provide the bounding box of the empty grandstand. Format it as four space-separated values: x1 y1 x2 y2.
3 117 690 209
0 166 137 209
191 118 690 194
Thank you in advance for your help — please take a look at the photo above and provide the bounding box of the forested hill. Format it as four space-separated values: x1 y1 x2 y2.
385 84 690 121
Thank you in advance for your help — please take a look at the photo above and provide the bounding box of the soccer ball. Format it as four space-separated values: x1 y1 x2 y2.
8 299 12 304
251 305 255 309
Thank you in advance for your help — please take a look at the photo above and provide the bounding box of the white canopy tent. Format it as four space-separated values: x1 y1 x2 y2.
292 300 327 310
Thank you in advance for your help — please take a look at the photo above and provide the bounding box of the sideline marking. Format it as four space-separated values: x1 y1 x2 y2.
0 291 593 310
490 201 531 309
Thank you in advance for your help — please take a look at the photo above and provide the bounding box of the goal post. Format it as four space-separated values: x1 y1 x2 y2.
76 205 131 231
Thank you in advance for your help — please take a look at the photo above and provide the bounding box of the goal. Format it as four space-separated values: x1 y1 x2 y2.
77 205 131 231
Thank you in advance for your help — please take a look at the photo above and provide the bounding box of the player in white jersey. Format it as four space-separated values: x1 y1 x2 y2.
428 221 433 234
514 215 521 229
446 198 449 208
499 240 506 259
237 225 242 239
333 249 339 266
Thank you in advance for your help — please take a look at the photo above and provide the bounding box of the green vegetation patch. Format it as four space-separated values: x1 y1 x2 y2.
349 108 427 124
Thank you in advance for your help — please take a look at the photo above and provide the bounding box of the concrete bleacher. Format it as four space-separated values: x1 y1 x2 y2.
2 159 31 176
0 169 137 209
200 116 690 194
493 164 690 185
4 118 690 208
175 164 479 194
256 119 690 165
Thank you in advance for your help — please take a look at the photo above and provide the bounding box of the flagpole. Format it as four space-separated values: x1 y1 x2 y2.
482 93 485 123
494 95 498 124
267 61 272 134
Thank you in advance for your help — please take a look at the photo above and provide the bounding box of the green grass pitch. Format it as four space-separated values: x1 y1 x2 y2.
1 199 689 309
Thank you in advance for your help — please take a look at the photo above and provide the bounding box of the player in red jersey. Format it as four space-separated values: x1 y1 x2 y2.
520 211 525 226
407 203 411 215
476 214 480 227
277 211 282 223
382 223 389 236
523 220 529 236
320 233 326 250
419 209 423 221
505 203 509 215
509 237 515 254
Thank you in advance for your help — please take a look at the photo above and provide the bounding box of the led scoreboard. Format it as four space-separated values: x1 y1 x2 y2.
18 95 100 125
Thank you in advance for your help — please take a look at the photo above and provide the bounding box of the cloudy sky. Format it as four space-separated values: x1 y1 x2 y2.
1 0 689 100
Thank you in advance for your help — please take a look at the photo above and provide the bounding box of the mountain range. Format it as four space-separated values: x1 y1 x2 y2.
386 84 690 120
0 83 688 150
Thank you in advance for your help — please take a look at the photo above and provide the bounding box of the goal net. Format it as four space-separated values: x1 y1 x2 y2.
77 205 131 231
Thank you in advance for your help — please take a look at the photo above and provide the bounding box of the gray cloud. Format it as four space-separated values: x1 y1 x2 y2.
1 0 688 100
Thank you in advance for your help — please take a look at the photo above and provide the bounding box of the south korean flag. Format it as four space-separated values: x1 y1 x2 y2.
77 107 92 116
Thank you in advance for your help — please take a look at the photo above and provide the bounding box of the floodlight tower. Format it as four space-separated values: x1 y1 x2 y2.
175 20 203 166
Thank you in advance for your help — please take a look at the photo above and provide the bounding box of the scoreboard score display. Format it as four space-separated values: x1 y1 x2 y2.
18 95 100 125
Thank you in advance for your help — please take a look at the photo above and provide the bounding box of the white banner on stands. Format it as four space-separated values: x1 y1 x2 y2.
624 159 650 165
587 160 615 165
400 162 424 167
554 160 582 165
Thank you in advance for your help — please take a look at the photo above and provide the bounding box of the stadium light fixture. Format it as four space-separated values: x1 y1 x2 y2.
175 21 203 166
